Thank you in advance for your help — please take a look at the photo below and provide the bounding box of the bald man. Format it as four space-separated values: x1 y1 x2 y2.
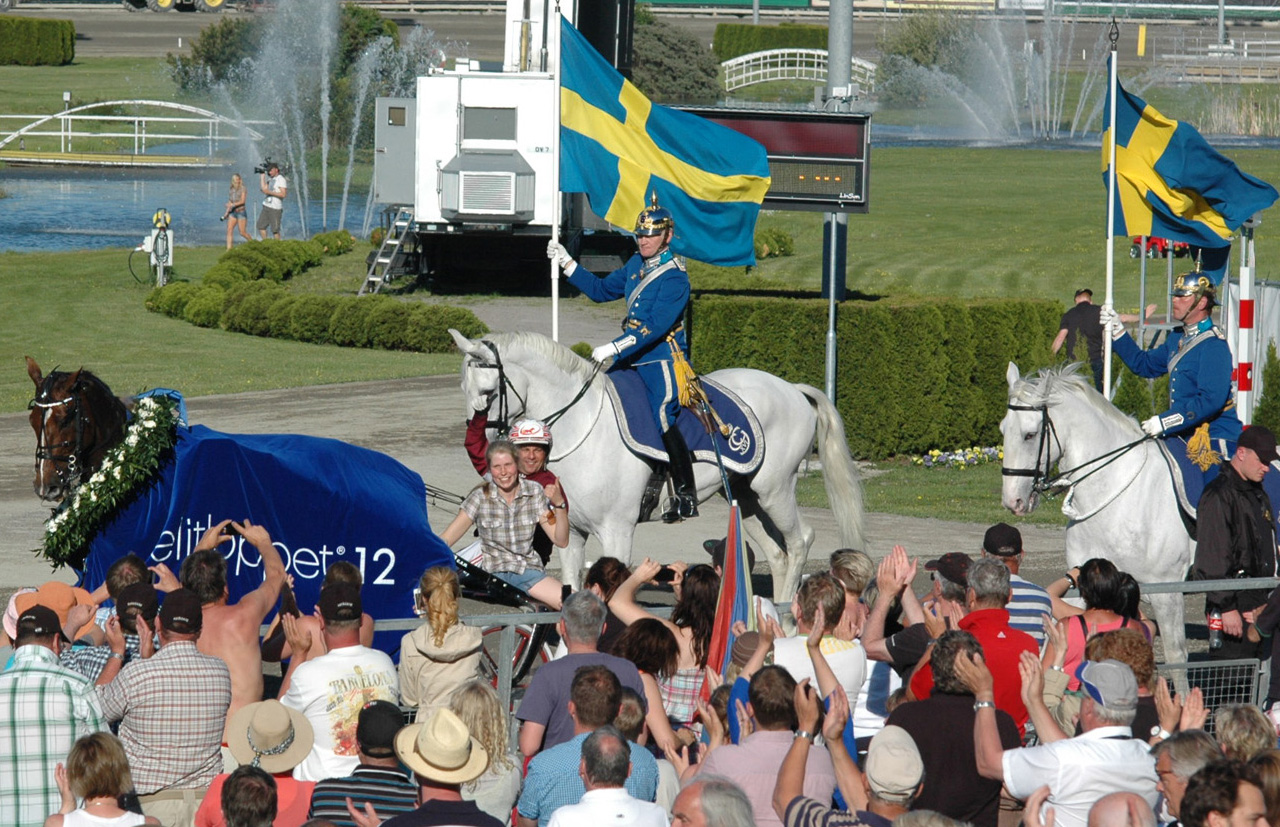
1089 793 1158 827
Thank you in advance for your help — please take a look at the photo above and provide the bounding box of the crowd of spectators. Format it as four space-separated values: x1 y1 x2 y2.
2 519 1278 827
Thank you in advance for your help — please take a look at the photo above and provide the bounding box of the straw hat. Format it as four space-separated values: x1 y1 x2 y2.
394 708 489 784
226 699 314 773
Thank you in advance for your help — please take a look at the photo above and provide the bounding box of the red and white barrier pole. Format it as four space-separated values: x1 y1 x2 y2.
1238 222 1257 425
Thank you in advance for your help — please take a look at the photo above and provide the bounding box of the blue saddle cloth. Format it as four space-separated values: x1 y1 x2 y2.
81 412 454 650
1158 438 1280 545
604 371 764 475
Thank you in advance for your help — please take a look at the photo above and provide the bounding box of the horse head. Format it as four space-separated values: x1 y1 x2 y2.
450 329 504 415
26 356 128 503
1000 362 1069 516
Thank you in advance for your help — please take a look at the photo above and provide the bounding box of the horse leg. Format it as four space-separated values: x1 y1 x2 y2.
1148 590 1189 666
559 527 590 590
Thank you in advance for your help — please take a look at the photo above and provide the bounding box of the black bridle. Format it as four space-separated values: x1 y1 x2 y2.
30 374 88 492
470 339 600 433
1001 402 1150 494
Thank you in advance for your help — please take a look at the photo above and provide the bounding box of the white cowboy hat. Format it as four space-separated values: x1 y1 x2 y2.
226 699 314 774
394 708 489 785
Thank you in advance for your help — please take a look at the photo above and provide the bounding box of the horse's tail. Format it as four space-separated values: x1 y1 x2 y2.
795 384 867 551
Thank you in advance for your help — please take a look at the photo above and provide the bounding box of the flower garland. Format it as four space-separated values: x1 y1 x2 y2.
42 396 180 568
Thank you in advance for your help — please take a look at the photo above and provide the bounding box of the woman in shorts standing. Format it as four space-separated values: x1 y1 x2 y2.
223 174 251 249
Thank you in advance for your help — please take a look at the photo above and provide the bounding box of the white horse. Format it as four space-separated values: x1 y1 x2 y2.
449 329 866 601
1001 362 1192 664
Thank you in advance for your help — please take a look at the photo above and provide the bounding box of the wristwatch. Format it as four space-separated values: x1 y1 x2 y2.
794 730 815 742
973 700 996 711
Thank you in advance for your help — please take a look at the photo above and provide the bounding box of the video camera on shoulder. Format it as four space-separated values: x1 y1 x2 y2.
254 157 289 176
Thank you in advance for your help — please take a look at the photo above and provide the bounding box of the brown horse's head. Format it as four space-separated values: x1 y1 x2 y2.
26 357 128 503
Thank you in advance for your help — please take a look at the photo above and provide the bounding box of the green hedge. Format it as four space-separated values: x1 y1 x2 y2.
712 23 828 62
0 18 75 66
690 296 1061 458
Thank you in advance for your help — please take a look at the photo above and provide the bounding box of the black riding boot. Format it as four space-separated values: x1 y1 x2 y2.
661 427 699 523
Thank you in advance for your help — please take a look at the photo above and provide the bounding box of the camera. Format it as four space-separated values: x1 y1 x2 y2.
220 523 241 537
254 158 287 176
653 566 678 584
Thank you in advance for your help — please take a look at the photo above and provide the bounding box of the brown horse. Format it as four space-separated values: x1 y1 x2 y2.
26 356 129 502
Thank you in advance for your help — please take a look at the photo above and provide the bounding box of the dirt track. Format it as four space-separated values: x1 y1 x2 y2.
0 363 1071 599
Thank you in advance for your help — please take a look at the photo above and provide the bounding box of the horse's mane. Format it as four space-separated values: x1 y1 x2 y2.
1010 363 1138 432
38 367 129 432
481 331 597 384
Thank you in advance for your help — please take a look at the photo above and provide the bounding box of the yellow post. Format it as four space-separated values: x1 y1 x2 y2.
1138 24 1147 57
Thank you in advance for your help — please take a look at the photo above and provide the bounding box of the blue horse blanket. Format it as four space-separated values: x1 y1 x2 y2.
1157 438 1280 543
604 371 764 475
82 423 454 639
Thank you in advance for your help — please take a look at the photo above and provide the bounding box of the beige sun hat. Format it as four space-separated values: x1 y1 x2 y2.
226 699 314 773
394 708 489 785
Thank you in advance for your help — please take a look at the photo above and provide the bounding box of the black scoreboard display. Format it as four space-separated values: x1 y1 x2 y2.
676 107 871 214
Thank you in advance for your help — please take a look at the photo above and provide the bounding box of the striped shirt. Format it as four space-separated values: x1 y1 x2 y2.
309 764 420 827
0 645 106 827
97 639 231 794
61 635 144 683
1007 574 1053 647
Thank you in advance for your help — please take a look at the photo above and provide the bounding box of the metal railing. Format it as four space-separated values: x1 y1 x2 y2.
721 49 878 93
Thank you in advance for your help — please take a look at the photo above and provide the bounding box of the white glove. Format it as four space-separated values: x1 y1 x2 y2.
591 342 619 363
546 240 577 275
1141 415 1164 437
1098 305 1125 341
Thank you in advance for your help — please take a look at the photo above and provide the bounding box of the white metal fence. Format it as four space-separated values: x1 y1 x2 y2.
721 49 878 94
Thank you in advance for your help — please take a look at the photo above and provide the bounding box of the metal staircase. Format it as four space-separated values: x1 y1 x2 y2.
359 206 414 295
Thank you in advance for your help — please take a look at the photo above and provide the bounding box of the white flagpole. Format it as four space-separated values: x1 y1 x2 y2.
1104 28 1119 399
550 5 563 342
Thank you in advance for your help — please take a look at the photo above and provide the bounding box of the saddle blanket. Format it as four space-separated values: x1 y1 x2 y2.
1158 438 1280 545
82 419 454 642
604 370 764 475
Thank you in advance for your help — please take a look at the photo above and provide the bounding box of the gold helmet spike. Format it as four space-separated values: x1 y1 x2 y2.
634 192 673 237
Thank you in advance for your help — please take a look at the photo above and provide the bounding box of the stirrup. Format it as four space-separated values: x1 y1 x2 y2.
661 495 699 523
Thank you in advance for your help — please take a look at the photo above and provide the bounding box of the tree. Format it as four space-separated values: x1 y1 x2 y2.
876 10 976 107
631 14 720 104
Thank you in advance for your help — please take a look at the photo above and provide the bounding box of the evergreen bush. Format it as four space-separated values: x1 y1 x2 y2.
1253 341 1280 433
266 295 300 340
366 300 414 350
222 282 286 336
329 297 384 348
712 22 828 62
312 230 357 256
183 286 227 329
145 282 199 319
289 295 341 344
0 18 75 66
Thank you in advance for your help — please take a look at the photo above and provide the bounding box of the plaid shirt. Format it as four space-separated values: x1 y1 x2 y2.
97 639 231 794
462 478 549 575
60 635 143 683
0 645 106 827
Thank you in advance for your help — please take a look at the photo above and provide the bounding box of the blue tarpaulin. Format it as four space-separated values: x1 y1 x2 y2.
82 424 454 637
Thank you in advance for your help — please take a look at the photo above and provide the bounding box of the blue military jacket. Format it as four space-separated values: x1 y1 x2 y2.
1113 318 1242 442
567 249 689 365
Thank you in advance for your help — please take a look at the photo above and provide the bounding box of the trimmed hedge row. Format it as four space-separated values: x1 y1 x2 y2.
712 23 828 63
0 18 75 66
146 281 488 352
313 230 357 256
690 296 1061 459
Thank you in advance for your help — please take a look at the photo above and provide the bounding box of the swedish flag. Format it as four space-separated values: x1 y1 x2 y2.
559 17 771 267
1103 65 1277 261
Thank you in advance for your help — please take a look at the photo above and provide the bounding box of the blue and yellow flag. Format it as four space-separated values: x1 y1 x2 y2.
1103 65 1277 265
558 17 771 266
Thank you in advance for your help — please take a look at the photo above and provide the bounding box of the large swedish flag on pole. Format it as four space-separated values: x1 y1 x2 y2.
558 16 772 267
1103 66 1277 257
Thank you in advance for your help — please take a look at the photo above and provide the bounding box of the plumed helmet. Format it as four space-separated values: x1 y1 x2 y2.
634 193 673 237
1171 272 1216 306
508 419 552 448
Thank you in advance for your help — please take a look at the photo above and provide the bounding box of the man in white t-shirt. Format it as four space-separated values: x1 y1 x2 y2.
773 573 866 705
279 582 399 781
257 162 288 239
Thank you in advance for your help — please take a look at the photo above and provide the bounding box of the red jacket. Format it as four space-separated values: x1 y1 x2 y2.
909 608 1039 736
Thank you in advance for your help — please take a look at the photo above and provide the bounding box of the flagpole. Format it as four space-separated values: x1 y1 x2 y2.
549 5 562 342
1239 217 1259 424
1104 21 1119 399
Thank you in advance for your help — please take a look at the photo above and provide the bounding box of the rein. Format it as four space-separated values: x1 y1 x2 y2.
1002 402 1150 494
472 339 602 437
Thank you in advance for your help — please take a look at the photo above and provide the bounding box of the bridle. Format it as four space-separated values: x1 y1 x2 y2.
469 339 602 435
30 375 88 492
1002 401 1150 495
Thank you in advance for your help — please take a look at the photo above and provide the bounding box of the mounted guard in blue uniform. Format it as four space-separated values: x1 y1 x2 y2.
548 196 699 523
1102 269 1242 474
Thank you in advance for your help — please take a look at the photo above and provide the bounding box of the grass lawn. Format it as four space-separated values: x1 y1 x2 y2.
798 461 1070 527
0 246 455 413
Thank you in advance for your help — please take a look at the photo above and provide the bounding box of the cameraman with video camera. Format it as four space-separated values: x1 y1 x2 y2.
256 160 287 240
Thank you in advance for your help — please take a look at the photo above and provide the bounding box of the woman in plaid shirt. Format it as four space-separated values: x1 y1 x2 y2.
440 441 570 609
